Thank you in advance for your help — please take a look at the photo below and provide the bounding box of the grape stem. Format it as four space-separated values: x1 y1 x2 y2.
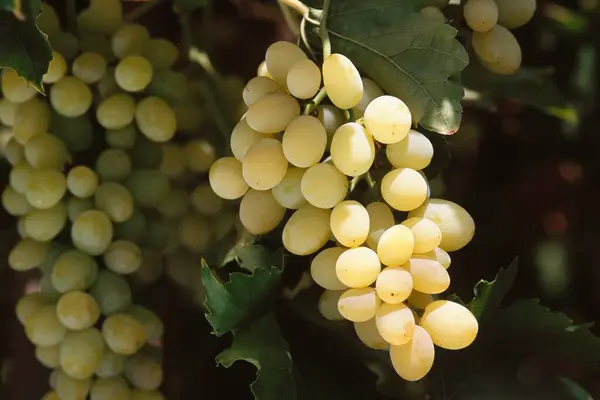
278 0 301 36
278 0 310 18
303 87 328 115
344 108 356 122
319 0 332 59
300 18 317 60
365 172 376 189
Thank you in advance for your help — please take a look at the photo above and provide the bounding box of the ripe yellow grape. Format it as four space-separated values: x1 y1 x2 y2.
178 214 211 253
377 225 414 267
381 168 428 211
24 133 69 169
72 52 108 83
97 93 136 130
318 290 345 321
282 204 331 256
239 189 286 235
133 96 176 143
0 99 18 126
67 166 98 198
495 0 536 29
159 144 186 180
43 52 67 84
94 182 134 223
13 97 51 144
51 249 99 293
408 198 475 251
376 266 413 304
386 130 434 170
330 122 376 177
242 76 285 106
111 23 150 58
301 163 348 209
354 318 389 350
337 287 380 322
389 325 435 381
330 200 370 248
190 184 224 216
55 368 92 400
287 58 321 99
282 115 327 168
420 300 478 350
241 137 290 190
403 258 450 294
364 95 412 144
50 76 93 117
142 38 179 70
1 69 36 103
464 0 498 33
2 186 31 216
315 105 344 148
472 25 522 75
56 291 101 331
125 354 163 390
365 202 395 249
352 77 384 118
209 157 249 200
401 217 442 254
375 302 415 345
271 167 307 209
335 247 381 288
23 201 68 242
125 170 170 208
184 139 216 173
91 376 132 400
115 55 153 92
322 54 363 109
8 238 48 271
25 305 67 346
230 118 267 161
25 169 67 209
246 93 300 134
102 314 147 355
264 41 307 85
59 328 105 379
71 210 113 255
36 344 60 368
310 247 347 290
257 60 271 77
414 247 451 269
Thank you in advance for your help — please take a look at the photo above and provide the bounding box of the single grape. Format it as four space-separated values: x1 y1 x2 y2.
376 266 413 304
114 207 147 242
15 292 48 325
24 133 69 169
282 205 331 256
403 258 450 294
36 344 60 368
0 100 18 127
330 200 370 248
90 376 131 400
352 77 384 118
115 55 153 92
281 115 327 168
49 31 80 60
23 201 68 242
472 25 521 75
97 93 136 130
375 302 415 345
246 93 300 134
142 38 179 70
95 349 126 378
57 291 101 331
55 368 91 400
13 97 51 144
239 189 286 235
67 197 94 222
495 0 536 29
102 314 147 355
183 139 216 173
38 2 61 36
1 69 36 103
316 105 345 148
106 124 138 149
420 300 479 350
67 166 98 198
190 184 224 216
2 185 31 216
94 182 134 223
79 32 114 62
242 76 285 106
90 270 132 316
354 318 389 350
209 157 249 200
335 247 381 288
264 41 307 85
59 328 105 379
310 247 348 290
386 130 434 170
286 58 321 99
464 0 498 33
134 97 177 142
365 202 395 250
43 51 68 84
72 52 108 83
51 249 99 292
24 305 67 346
125 353 163 390
377 225 414 267
337 287 380 322
401 217 442 254
50 76 93 117
125 169 170 208
111 23 150 59
318 290 345 321
407 291 434 310
390 325 435 381
330 122 376 177
271 167 307 209
8 238 49 271
124 305 164 342
413 247 451 269
322 54 363 109
71 210 113 255
104 240 143 275
381 168 428 211
77 0 123 34
301 163 348 209
242 138 288 190
10 161 34 194
364 95 412 144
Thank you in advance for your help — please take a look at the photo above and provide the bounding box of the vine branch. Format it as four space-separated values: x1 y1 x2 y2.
278 0 310 18
319 0 331 58
303 87 328 115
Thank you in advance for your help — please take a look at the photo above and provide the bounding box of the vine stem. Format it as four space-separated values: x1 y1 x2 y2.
365 172 376 189
319 0 332 58
278 0 310 18
303 87 328 115
278 0 301 36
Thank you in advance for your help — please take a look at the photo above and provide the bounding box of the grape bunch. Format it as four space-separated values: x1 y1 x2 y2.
208 40 478 382
1 0 231 398
464 0 537 75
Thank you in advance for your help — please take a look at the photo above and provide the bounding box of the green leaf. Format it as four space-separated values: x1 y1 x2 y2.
201 261 282 336
0 0 23 18
236 245 284 273
216 313 298 400
468 258 519 323
0 0 52 92
174 0 210 11
326 0 469 134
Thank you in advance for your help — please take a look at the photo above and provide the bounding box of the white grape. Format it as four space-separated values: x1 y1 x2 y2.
310 247 347 290
209 157 249 200
97 93 136 130
13 97 51 144
286 58 321 99
401 217 442 254
72 52 108 83
464 0 498 33
375 266 413 304
364 95 412 144
184 139 216 173
67 166 98 198
389 325 435 381
380 168 429 211
264 41 307 85
377 225 415 267
25 169 67 210
335 247 381 288
230 117 267 161
330 200 369 248
301 163 348 209
282 205 331 256
330 122 375 177
495 0 536 29
402 258 450 294
242 138 288 190
111 23 150 59
135 96 176 142
43 52 67 84
365 202 395 249
322 54 363 109
115 55 153 92
420 300 479 350
246 93 300 134
239 189 286 235
282 115 327 168
352 77 384 118
1 69 36 103
271 167 307 209
354 318 389 350
472 25 522 75
142 38 179 70
337 287 380 322
318 290 345 321
242 76 285 106
375 302 415 345
386 130 434 170
50 76 93 118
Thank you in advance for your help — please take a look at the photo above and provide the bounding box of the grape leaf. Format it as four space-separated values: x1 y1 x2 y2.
0 0 23 19
235 244 284 273
201 261 282 336
326 0 469 134
0 0 52 92
216 313 298 400
467 258 519 323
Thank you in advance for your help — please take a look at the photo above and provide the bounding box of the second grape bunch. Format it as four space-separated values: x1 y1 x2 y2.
209 40 478 381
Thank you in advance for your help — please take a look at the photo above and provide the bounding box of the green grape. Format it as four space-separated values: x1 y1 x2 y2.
48 32 80 60
142 38 179 70
104 240 143 274
39 242 69 274
94 182 134 223
36 344 60 368
71 210 113 255
421 5 446 21
131 390 166 400
0 100 18 127
144 218 178 254
472 25 522 75
79 32 114 62
106 124 138 149
97 93 136 130
464 0 498 33
114 208 147 242
322 54 363 110
135 96 176 143
90 270 132 315
94 349 126 378
51 249 99 293
287 58 321 99
125 169 170 208
72 52 108 84
38 2 61 36
282 115 327 168
50 112 95 152
13 97 51 144
264 41 307 85
8 238 49 271
49 368 60 389
91 376 131 400
24 305 67 346
1 69 36 103
495 0 536 29
15 292 48 325
129 137 163 169
184 139 216 173
95 148 133 182
178 214 211 253
115 55 153 92
172 101 203 132
57 291 101 330
67 196 95 222
190 184 223 216
4 138 24 166
97 68 120 99
50 76 93 118
77 0 123 35
59 328 105 379
102 314 147 355
111 23 150 59
157 189 189 218
43 51 68 84
147 69 188 103
39 273 62 302
55 368 92 400
352 77 384 119
2 185 31 216
67 166 99 198
125 353 163 390
23 201 68 242
125 305 164 343
24 133 69 169
16 217 28 238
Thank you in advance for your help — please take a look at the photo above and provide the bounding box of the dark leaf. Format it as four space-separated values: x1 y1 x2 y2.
468 258 519 323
